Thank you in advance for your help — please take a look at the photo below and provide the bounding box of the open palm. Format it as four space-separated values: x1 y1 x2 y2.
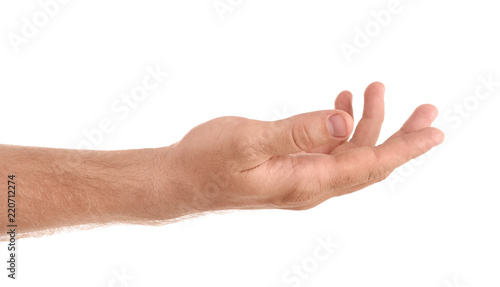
166 82 444 213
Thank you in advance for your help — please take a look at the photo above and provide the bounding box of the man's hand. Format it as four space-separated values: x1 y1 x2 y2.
0 82 444 238
158 82 444 217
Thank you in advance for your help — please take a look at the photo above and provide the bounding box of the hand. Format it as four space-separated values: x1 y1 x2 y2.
156 82 444 217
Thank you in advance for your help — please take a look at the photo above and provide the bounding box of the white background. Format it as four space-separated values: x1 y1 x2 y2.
1 0 499 286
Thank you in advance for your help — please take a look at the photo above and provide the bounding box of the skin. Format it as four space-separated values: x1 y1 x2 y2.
0 82 444 239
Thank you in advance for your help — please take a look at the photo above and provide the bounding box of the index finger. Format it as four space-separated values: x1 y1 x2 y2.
305 127 444 193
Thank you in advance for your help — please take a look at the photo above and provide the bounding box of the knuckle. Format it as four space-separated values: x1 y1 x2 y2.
274 180 317 208
377 171 391 183
276 190 304 207
367 167 384 182
364 149 385 182
232 134 260 161
417 137 436 155
232 134 251 152
291 121 315 151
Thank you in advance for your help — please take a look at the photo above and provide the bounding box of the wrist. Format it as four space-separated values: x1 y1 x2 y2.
145 144 195 220
151 143 232 218
96 148 165 223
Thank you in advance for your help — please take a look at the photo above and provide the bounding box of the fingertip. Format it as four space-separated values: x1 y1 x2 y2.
364 82 386 105
419 127 445 147
328 110 354 139
336 90 352 102
335 90 354 118
366 81 385 94
432 128 445 145
335 90 351 104
339 90 353 98
416 104 439 120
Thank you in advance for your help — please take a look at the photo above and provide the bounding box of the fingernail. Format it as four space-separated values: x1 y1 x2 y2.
327 114 347 138
434 131 445 144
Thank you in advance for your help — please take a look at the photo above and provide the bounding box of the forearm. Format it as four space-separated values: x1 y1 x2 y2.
0 144 179 238
0 84 444 239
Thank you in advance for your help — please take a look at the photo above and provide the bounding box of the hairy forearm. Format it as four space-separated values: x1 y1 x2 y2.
0 144 181 238
0 86 443 239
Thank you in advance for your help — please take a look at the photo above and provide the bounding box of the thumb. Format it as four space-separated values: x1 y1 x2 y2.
262 110 354 156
